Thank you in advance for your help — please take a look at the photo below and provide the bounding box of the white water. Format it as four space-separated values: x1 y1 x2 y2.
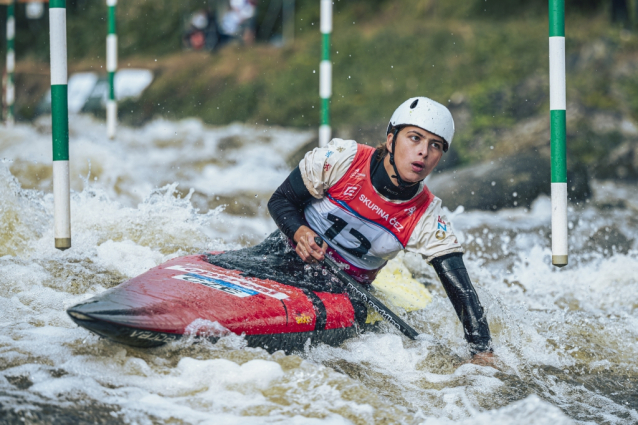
1 116 637 424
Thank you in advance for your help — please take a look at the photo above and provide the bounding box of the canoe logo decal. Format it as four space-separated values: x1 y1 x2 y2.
130 330 177 343
166 265 289 299
295 313 312 325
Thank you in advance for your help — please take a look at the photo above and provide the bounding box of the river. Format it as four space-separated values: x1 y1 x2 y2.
1 115 637 424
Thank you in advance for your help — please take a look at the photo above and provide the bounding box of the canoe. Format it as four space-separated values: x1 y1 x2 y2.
67 253 431 352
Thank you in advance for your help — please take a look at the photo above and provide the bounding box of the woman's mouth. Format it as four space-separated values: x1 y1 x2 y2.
411 162 425 173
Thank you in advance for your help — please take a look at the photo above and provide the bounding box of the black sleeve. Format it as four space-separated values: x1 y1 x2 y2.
267 167 315 241
430 253 492 355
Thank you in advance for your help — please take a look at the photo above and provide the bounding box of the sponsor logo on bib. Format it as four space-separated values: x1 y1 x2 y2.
349 168 366 180
359 194 405 232
342 184 361 200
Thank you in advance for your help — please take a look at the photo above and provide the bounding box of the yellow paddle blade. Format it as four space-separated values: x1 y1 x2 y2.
366 256 432 324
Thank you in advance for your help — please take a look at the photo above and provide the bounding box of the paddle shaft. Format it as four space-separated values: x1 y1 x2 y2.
314 237 419 340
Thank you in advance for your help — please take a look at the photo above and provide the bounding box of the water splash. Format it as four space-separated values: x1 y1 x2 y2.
0 117 637 424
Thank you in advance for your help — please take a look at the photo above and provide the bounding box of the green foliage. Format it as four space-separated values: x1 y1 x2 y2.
5 0 631 168
617 76 638 122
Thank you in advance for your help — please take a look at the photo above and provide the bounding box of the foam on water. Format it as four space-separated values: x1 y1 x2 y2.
1 117 637 424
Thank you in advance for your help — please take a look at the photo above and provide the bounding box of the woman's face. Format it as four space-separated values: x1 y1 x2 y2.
384 126 445 184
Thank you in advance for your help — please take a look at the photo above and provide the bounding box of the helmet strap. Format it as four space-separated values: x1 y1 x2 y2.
388 127 419 189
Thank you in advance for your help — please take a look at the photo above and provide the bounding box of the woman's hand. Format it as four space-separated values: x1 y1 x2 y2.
293 226 328 263
468 351 498 369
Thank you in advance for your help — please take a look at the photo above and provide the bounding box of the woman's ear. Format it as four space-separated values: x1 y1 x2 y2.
385 132 394 153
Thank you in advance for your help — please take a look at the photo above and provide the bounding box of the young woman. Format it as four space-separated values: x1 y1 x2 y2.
211 97 493 361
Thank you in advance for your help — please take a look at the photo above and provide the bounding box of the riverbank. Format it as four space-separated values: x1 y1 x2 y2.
5 2 638 179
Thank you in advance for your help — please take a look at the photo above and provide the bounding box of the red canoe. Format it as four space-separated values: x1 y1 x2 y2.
67 253 361 352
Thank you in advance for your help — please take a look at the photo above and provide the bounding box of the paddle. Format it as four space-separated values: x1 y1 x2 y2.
313 237 419 340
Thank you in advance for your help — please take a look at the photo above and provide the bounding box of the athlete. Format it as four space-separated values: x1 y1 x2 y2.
210 97 493 362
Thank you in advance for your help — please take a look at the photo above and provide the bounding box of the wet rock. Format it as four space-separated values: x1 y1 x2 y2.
427 152 591 211
584 225 633 255
595 140 638 180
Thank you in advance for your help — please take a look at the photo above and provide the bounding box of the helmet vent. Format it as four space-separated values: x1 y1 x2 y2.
410 99 419 109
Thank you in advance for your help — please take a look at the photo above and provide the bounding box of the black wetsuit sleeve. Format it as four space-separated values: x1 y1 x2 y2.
430 253 492 355
267 167 315 241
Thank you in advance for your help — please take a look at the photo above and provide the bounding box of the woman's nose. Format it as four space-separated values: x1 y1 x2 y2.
418 142 428 157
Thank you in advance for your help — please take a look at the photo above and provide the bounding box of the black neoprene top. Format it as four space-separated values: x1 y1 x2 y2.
267 150 492 354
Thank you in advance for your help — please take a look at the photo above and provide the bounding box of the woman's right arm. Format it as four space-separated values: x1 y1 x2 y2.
267 166 313 241
269 139 358 262
267 167 326 262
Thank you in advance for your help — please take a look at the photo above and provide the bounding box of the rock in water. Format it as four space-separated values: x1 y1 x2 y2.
427 152 590 211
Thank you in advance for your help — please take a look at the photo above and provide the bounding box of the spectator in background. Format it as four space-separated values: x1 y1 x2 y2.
218 0 258 46
183 9 218 51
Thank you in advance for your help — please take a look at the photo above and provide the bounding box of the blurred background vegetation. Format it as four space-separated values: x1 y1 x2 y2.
2 0 638 176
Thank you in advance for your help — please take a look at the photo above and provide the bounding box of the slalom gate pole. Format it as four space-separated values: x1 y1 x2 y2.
106 0 117 139
549 0 567 267
50 0 71 250
314 237 419 340
319 0 332 147
282 0 294 45
5 0 15 126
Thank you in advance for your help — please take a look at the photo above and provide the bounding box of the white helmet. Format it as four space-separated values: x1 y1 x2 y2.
386 97 455 152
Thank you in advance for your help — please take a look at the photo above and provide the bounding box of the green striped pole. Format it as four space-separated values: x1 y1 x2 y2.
550 0 567 267
50 0 71 250
319 0 332 147
5 0 15 127
106 0 117 139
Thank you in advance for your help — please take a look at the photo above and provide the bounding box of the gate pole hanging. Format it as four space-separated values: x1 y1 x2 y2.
50 0 71 250
319 0 332 147
5 0 15 126
106 0 117 139
282 0 294 45
549 0 567 267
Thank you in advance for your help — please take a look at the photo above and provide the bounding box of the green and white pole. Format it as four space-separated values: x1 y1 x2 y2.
5 0 15 127
319 0 332 147
550 0 567 267
50 0 71 250
106 0 117 139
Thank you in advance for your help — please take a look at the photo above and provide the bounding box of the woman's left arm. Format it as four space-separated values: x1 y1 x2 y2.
430 253 492 355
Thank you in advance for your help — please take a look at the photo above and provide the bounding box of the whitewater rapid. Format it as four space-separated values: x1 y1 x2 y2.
1 116 637 424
